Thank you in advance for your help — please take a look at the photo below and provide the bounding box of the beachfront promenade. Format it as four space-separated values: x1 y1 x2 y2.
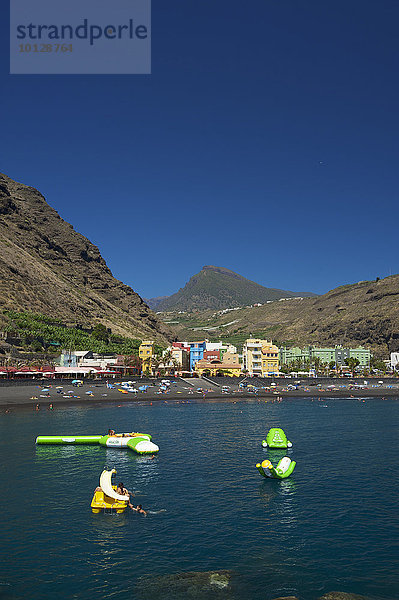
0 376 398 409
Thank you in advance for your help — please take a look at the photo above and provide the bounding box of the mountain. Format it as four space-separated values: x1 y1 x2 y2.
146 265 317 312
143 296 169 311
0 173 171 342
166 275 399 357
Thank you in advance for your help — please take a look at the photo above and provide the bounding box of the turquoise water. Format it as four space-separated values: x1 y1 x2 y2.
0 397 398 600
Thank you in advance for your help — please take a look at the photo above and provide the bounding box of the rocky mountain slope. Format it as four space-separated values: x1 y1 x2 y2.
166 275 399 357
0 173 171 342
146 265 316 312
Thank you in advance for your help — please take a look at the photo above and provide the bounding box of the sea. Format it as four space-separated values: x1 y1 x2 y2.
0 396 398 600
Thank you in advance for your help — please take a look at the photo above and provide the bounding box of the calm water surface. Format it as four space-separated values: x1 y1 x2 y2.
0 397 398 600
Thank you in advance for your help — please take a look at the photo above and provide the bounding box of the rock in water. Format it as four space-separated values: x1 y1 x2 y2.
318 593 372 600
136 570 239 600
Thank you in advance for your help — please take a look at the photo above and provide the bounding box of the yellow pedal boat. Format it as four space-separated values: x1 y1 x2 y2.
91 468 129 514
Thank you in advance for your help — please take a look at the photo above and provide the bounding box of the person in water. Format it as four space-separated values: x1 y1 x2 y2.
133 504 147 516
116 482 134 510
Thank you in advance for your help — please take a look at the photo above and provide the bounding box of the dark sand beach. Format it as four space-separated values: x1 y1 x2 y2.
0 377 398 410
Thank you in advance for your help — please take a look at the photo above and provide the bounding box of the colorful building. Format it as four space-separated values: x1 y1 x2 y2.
195 352 241 377
260 341 280 376
348 346 371 367
170 346 190 373
172 341 190 351
242 339 279 376
139 341 154 374
279 345 371 368
189 341 206 371
203 350 221 361
205 341 237 358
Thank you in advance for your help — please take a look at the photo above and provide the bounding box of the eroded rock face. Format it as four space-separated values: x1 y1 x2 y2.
0 173 171 342
136 570 239 600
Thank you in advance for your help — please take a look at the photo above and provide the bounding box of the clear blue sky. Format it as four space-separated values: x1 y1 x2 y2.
1 1 398 298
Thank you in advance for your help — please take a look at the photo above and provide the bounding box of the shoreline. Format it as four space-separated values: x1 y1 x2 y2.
1 381 398 411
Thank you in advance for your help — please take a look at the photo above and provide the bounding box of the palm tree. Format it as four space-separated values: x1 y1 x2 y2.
345 357 360 377
162 350 173 373
163 350 173 363
160 350 180 375
150 353 163 376
290 358 303 372
311 356 322 375
123 354 142 373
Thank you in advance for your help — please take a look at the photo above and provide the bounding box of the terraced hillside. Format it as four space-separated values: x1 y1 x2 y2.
164 275 399 357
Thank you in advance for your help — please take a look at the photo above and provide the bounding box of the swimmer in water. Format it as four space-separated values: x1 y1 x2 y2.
133 504 147 516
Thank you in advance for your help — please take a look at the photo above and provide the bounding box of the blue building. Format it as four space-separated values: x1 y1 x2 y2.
189 341 206 372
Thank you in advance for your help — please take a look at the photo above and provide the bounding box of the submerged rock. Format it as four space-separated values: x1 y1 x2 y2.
209 572 230 589
318 593 371 600
271 596 299 600
136 570 238 600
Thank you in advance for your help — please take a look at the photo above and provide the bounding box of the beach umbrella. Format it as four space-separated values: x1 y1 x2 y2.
139 385 147 391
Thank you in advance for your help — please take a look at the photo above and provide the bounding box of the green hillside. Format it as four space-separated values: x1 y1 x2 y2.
147 265 316 312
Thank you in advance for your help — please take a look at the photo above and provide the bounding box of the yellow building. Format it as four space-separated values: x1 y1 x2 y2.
195 352 241 377
139 341 154 374
260 340 279 376
242 339 279 376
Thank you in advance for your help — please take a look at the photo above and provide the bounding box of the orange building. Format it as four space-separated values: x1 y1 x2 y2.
194 352 241 377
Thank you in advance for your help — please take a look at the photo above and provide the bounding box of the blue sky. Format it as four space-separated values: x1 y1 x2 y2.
1 0 398 299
